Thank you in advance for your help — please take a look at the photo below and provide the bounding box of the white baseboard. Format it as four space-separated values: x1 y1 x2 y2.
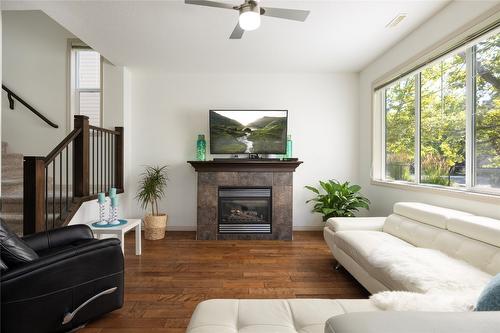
293 225 324 231
166 225 197 231
164 226 323 231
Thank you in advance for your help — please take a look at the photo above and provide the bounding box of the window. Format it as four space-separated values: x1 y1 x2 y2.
377 29 500 193
384 76 416 182
420 52 466 187
474 34 500 189
73 49 101 126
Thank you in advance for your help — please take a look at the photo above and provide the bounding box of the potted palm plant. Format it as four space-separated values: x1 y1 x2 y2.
136 165 168 240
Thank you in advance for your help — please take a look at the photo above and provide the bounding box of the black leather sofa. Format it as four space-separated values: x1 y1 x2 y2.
1 224 124 333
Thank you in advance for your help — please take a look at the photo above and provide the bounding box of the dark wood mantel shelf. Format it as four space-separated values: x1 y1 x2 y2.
188 160 303 172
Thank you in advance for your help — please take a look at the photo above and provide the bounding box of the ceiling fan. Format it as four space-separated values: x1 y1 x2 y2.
185 0 310 39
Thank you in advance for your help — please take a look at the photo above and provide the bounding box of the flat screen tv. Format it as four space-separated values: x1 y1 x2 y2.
209 110 288 154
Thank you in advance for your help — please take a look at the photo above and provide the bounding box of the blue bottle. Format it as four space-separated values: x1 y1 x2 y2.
285 135 292 158
197 134 206 161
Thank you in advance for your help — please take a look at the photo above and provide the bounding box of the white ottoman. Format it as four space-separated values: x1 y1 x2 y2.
187 298 378 333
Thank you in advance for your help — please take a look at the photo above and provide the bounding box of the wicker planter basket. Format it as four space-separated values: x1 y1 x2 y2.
144 214 168 240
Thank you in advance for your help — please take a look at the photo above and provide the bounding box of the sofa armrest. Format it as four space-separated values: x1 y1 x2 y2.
324 311 500 333
1 238 123 303
22 224 94 252
326 217 386 232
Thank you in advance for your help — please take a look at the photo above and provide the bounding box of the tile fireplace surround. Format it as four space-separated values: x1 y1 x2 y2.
188 160 302 240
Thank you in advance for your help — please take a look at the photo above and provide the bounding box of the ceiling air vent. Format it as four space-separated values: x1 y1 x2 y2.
386 13 407 28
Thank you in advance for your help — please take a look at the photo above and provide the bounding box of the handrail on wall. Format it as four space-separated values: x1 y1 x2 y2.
2 84 59 128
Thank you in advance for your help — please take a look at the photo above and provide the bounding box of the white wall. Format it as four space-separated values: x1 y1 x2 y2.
358 1 500 219
122 71 359 230
102 61 125 128
1 10 125 156
2 10 75 155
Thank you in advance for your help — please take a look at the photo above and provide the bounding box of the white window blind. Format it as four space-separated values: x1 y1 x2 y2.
75 49 101 126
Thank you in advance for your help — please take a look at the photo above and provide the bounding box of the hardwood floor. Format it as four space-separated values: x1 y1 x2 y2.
82 231 368 333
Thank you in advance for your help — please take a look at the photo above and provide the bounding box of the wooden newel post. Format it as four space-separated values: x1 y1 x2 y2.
114 127 124 191
74 115 89 197
23 157 45 235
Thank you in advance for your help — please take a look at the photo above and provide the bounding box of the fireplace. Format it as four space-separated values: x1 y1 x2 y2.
218 187 272 234
188 160 302 240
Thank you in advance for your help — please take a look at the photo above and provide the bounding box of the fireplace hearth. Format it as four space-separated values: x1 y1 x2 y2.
218 188 272 234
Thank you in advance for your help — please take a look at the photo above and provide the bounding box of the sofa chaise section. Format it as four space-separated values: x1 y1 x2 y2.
187 299 379 333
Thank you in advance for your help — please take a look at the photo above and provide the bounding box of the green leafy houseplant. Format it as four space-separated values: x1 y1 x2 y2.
136 165 168 240
305 180 370 221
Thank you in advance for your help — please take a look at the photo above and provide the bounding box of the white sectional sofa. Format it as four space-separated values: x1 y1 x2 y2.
323 202 500 294
187 202 500 333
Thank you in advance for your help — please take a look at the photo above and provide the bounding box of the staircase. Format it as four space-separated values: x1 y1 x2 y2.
1 141 24 235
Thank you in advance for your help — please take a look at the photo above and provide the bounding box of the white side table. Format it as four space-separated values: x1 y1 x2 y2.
88 219 142 255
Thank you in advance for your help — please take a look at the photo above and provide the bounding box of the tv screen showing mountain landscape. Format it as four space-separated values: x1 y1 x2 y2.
210 110 288 154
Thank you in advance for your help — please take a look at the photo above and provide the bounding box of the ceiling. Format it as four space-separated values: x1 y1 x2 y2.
2 0 452 72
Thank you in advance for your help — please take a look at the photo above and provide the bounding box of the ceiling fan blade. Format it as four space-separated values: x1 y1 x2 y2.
185 0 235 10
261 7 310 22
229 23 244 39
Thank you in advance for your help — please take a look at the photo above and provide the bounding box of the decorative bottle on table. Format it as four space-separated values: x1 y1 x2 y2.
285 134 293 158
108 188 120 225
96 192 107 226
196 134 206 161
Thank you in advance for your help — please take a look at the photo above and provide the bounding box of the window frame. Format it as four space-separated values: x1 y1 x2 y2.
70 45 103 128
373 25 500 197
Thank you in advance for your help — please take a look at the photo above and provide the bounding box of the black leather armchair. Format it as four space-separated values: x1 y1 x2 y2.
1 224 124 333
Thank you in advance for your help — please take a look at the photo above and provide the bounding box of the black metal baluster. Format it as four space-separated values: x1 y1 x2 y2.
97 130 100 193
112 135 114 187
108 132 111 190
71 142 75 203
104 132 107 191
59 152 62 225
52 162 55 230
101 130 103 192
66 146 68 214
92 129 94 194
45 167 48 231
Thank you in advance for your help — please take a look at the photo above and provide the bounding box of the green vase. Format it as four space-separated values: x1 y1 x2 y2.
196 134 206 161
285 134 292 158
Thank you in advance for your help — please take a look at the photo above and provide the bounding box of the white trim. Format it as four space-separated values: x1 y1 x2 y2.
465 46 475 188
371 179 500 204
380 88 386 179
414 73 421 183
293 225 324 231
163 226 324 232
166 225 197 231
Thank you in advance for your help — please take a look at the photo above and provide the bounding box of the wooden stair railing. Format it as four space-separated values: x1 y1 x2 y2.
2 84 59 128
23 115 124 235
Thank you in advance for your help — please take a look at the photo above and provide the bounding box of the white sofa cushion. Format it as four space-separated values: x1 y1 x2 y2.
186 299 379 333
326 217 385 232
382 214 500 275
325 311 500 333
333 231 413 290
383 214 447 248
448 215 500 248
393 202 471 229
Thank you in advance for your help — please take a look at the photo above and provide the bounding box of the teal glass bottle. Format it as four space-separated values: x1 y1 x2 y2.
285 134 292 158
196 134 206 161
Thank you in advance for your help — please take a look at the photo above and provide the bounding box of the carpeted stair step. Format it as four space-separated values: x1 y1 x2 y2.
1 164 23 178
0 213 24 236
2 177 23 194
2 153 23 167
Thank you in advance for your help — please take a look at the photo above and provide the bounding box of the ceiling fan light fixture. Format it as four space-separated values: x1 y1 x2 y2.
239 4 260 31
